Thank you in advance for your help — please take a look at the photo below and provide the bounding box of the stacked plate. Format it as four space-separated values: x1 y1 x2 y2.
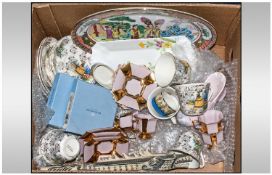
36 36 92 97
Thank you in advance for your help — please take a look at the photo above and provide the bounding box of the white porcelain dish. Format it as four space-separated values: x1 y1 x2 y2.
91 36 181 71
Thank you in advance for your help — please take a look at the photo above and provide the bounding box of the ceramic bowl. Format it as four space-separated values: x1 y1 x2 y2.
174 83 210 116
147 87 180 120
38 129 80 165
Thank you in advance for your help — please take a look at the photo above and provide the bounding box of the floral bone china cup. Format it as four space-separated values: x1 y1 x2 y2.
174 83 210 116
147 87 180 124
154 52 191 87
38 129 80 165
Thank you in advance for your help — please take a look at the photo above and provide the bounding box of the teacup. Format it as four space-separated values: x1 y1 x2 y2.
147 87 180 123
174 83 210 116
154 52 191 87
38 129 80 165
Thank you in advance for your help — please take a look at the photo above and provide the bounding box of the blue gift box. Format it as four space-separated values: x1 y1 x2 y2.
47 73 117 135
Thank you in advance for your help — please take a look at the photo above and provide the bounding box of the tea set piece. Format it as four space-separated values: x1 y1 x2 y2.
91 63 114 89
90 36 177 71
116 111 158 140
176 111 200 128
74 131 204 171
205 72 226 109
154 52 176 87
174 83 210 116
72 7 216 52
198 110 224 147
147 87 180 122
54 36 93 82
169 131 205 169
79 128 129 163
154 52 191 88
112 63 157 110
38 129 80 165
193 21 217 50
36 37 58 96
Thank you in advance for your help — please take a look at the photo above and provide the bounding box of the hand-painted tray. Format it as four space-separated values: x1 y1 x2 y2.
71 7 217 53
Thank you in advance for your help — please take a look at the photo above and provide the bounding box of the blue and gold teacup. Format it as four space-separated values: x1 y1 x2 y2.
147 87 180 122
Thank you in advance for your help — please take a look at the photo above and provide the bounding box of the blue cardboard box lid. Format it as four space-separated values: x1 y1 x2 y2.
47 73 117 135
47 73 77 128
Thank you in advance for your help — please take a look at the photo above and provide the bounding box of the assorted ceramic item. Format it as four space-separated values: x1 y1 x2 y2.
79 128 129 163
205 72 226 109
36 37 58 96
36 36 93 97
72 7 216 52
112 63 157 110
38 129 80 165
35 8 230 172
91 37 179 70
154 52 191 87
199 110 224 147
54 36 92 81
91 63 114 89
40 131 204 171
147 87 180 121
174 83 210 116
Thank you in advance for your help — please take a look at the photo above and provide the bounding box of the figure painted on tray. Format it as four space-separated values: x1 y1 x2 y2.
113 26 122 39
154 19 165 37
105 26 113 39
88 24 106 40
141 17 165 38
131 25 140 39
93 24 99 37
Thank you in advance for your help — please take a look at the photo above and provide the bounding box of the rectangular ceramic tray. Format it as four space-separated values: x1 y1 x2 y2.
91 36 181 70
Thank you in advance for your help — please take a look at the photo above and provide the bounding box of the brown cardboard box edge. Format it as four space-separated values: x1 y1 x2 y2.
31 3 241 173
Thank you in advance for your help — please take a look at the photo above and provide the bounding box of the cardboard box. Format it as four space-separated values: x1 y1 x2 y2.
32 2 241 173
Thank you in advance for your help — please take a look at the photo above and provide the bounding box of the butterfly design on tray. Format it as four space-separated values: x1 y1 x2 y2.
140 17 165 38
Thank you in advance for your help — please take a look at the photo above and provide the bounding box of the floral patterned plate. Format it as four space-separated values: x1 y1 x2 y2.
72 7 217 53
53 36 93 82
36 37 58 96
